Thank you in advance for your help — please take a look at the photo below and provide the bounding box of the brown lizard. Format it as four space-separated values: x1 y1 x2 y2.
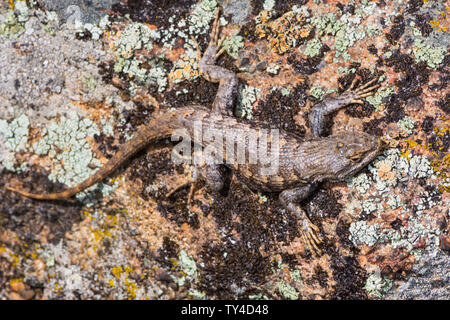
6 10 384 256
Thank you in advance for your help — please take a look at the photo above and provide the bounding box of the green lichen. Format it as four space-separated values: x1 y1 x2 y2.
82 76 97 91
397 116 415 137
365 86 393 111
310 86 325 100
364 271 392 299
112 22 166 91
0 114 30 171
347 173 371 193
280 87 291 97
0 114 30 153
171 250 198 287
188 0 217 34
277 280 299 300
303 2 383 62
221 34 244 59
114 22 160 56
304 38 322 57
347 149 441 255
349 221 381 246
272 258 302 300
32 111 116 204
0 9 25 37
413 38 446 69
235 85 259 120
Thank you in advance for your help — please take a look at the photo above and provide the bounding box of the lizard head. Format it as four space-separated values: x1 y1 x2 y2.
323 131 384 181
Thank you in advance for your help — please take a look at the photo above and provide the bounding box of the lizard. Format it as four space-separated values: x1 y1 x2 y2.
6 9 385 256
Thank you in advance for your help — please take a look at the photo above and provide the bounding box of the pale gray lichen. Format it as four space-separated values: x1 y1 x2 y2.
413 38 446 69
235 84 260 120
349 221 381 246
346 173 371 194
171 250 198 287
114 22 160 56
347 149 441 254
221 33 244 59
303 1 384 62
364 270 393 298
0 114 30 172
310 86 325 100
397 116 415 137
304 38 322 57
263 0 275 11
365 86 393 111
31 111 116 204
188 0 217 34
113 22 166 91
0 114 30 153
266 64 280 75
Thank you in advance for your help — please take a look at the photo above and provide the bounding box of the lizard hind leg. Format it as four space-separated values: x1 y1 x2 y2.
194 8 238 116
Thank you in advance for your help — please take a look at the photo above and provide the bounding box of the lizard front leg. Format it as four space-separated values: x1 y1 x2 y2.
192 9 238 116
279 184 322 256
309 77 381 137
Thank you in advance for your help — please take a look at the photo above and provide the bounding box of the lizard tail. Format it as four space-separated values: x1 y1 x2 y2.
6 116 174 200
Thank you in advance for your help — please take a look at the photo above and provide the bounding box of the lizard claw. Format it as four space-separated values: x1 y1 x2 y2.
299 220 322 257
348 76 382 101
165 168 197 206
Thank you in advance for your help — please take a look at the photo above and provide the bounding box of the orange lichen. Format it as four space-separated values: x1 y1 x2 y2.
256 10 311 54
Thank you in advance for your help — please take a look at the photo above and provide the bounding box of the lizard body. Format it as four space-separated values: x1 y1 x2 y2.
6 10 384 255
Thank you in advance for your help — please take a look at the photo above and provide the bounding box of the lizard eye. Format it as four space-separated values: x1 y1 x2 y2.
336 142 344 149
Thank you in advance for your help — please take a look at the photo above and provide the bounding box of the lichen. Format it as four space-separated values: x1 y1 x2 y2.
188 0 218 34
170 250 199 287
304 38 322 57
263 0 275 11
114 22 160 57
364 270 392 299
347 149 441 255
349 221 381 246
277 280 299 300
31 110 116 205
310 86 325 100
266 64 280 75
413 38 446 69
221 33 244 59
365 86 393 111
235 84 259 120
0 114 30 172
397 116 415 137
